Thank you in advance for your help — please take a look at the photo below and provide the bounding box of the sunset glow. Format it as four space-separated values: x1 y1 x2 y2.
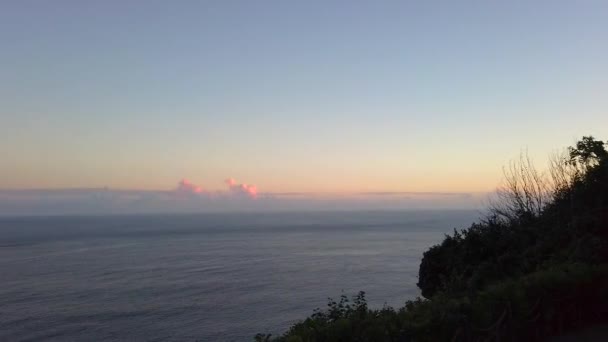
1 1 607 215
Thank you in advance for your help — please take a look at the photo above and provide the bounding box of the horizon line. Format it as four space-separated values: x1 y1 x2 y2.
0 187 489 197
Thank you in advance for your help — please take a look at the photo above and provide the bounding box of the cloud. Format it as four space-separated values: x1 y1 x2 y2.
175 179 204 195
267 191 473 199
0 180 487 216
224 178 258 198
173 177 258 198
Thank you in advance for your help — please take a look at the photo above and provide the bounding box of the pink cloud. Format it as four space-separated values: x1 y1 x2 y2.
224 178 258 198
175 179 204 194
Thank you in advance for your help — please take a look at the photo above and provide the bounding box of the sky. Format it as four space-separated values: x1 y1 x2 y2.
1 1 607 214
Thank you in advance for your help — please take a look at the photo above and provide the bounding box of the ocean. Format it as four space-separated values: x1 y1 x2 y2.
0 210 479 341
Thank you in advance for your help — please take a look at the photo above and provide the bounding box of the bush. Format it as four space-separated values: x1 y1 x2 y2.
418 137 608 299
259 137 608 341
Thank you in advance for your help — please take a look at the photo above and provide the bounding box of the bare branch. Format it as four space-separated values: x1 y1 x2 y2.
488 151 550 223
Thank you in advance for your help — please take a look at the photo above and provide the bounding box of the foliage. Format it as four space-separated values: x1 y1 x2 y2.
418 136 608 299
261 264 608 341
258 137 608 341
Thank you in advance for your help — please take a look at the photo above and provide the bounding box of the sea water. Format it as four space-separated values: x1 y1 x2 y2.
0 210 478 341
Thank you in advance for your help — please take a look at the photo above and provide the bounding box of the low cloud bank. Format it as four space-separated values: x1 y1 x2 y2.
224 178 258 198
0 179 486 216
175 179 203 194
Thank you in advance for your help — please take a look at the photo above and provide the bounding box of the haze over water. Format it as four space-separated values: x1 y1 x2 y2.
0 210 477 341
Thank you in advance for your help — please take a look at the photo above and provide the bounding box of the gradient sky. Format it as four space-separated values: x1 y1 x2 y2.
1 1 607 196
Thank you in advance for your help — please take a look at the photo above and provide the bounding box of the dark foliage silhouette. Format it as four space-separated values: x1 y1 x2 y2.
258 137 608 341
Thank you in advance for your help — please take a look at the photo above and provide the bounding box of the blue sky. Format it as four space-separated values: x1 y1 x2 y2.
1 1 607 213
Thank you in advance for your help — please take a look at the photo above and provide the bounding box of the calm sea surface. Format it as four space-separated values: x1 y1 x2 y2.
0 211 478 341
